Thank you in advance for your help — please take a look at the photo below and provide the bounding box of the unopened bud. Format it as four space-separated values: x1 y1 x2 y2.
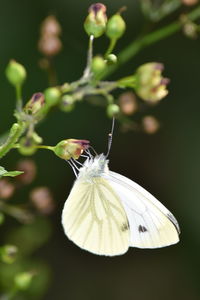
40 15 62 36
44 87 61 106
84 3 107 38
119 92 138 115
14 272 34 290
30 187 55 215
6 60 26 87
16 159 37 184
38 36 62 57
38 15 62 57
181 0 198 5
18 138 37 156
0 179 15 199
106 14 126 40
60 95 75 112
182 19 199 39
0 245 18 264
135 62 169 102
24 93 45 115
107 53 117 64
107 104 120 118
142 116 160 134
91 56 106 74
54 139 90 160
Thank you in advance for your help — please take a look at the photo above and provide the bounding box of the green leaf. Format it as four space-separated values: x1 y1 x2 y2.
0 166 23 178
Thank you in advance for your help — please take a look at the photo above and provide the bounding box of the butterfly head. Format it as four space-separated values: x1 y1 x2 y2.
78 153 109 181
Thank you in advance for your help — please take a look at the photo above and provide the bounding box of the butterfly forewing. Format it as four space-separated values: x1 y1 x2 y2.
62 177 130 256
104 171 180 249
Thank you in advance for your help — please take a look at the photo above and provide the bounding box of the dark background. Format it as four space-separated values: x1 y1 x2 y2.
1 0 200 299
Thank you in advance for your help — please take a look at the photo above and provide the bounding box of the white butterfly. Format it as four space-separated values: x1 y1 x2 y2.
62 153 180 256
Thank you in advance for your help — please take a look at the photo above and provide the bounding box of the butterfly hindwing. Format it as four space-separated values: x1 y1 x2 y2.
105 171 180 249
62 177 130 256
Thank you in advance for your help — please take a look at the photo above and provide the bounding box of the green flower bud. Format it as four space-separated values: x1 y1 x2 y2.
107 53 117 64
14 272 33 290
106 14 126 40
84 3 107 38
18 138 37 156
107 104 120 118
135 62 169 102
61 82 71 93
91 56 106 74
44 87 61 106
54 139 90 160
24 93 45 115
5 60 26 87
60 95 75 112
0 245 18 264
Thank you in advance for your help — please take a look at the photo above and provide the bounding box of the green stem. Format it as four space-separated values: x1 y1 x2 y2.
105 38 117 58
13 144 54 151
16 85 22 111
82 35 94 79
0 122 25 159
99 5 200 79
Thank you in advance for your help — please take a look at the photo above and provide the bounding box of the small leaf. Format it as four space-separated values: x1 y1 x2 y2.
0 166 23 178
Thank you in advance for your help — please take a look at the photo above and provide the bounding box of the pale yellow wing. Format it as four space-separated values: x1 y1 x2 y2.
62 177 130 256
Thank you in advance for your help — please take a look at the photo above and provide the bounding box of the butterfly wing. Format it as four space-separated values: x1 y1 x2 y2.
104 171 180 249
62 177 130 256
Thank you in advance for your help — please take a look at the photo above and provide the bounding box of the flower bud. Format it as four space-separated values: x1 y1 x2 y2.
181 16 199 39
53 139 90 160
181 0 198 5
119 92 138 115
0 179 15 199
38 36 62 57
106 104 120 118
5 60 26 87
18 138 37 156
14 272 33 290
38 15 62 57
91 56 106 74
16 159 37 185
135 62 169 102
142 115 160 134
44 87 61 106
40 15 62 36
84 3 107 38
60 95 75 112
24 93 45 115
106 14 126 40
0 245 18 264
107 53 117 64
30 187 55 215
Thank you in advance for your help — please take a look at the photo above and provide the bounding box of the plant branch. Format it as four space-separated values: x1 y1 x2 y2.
99 5 200 79
0 122 25 159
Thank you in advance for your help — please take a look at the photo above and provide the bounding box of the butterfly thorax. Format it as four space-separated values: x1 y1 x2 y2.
78 154 109 181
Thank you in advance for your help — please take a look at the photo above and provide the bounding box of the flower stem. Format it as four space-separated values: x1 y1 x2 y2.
105 38 117 58
0 122 25 159
82 35 94 79
13 144 54 151
16 85 23 111
99 5 200 79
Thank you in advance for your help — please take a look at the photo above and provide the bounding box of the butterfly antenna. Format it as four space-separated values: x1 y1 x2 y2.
106 117 115 158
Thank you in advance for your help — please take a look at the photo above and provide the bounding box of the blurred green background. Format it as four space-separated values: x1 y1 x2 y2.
1 0 200 299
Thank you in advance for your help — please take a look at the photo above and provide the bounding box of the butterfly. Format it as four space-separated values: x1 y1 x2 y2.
61 149 180 256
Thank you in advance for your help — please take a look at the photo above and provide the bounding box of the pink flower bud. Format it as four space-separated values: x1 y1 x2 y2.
53 139 90 160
